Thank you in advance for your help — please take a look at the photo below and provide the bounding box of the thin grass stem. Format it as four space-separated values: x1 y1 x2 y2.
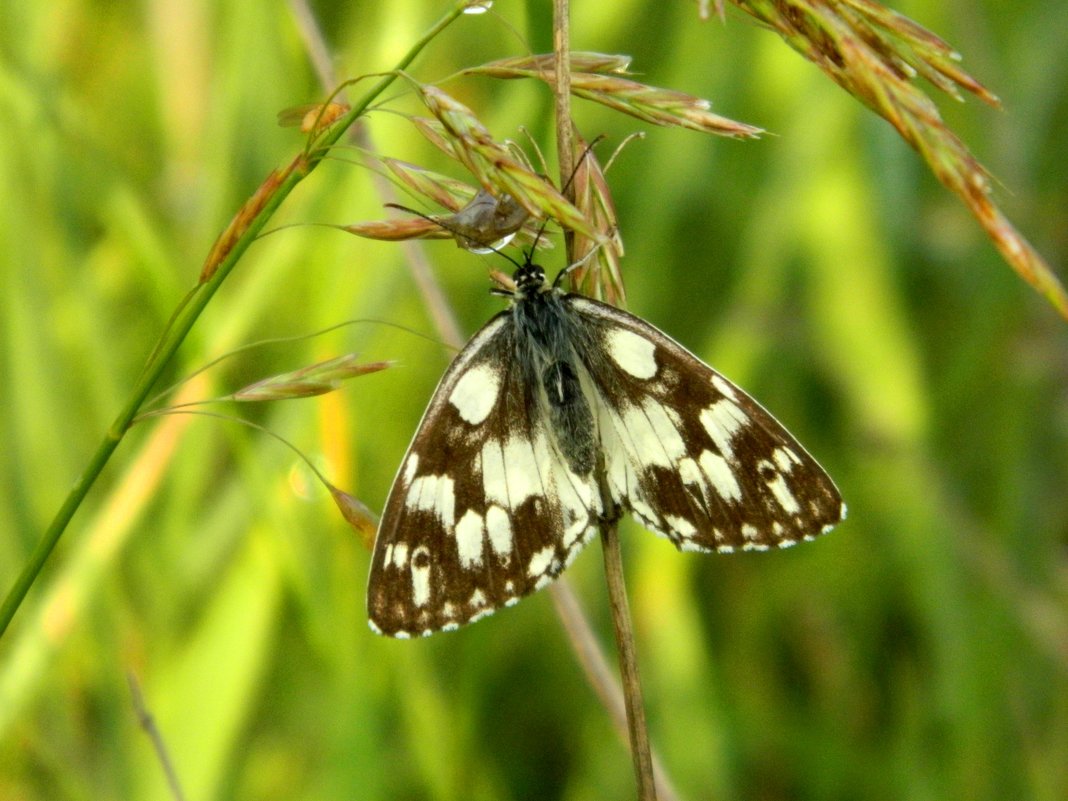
554 0 575 263
550 581 681 801
128 672 188 801
601 522 658 801
552 3 657 797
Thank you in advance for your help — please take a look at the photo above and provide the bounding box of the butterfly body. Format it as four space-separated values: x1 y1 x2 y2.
368 263 844 638
510 263 600 474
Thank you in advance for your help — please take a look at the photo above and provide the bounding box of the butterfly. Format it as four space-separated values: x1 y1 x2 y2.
367 260 845 638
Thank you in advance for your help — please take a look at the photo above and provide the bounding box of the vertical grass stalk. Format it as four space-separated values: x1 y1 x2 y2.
601 522 658 801
552 0 657 796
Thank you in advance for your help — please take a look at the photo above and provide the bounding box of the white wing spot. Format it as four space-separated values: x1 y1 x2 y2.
553 444 599 525
765 468 801 514
486 504 514 559
699 450 742 501
678 456 703 486
391 542 409 569
405 474 456 527
469 588 487 609
665 514 697 538
454 509 485 568
618 400 687 469
773 447 801 473
449 363 501 424
742 524 760 541
598 401 640 504
606 328 658 379
711 374 739 400
528 545 556 578
481 439 508 507
410 545 431 608
498 435 544 507
403 454 419 486
700 400 749 458
436 474 456 527
645 400 685 455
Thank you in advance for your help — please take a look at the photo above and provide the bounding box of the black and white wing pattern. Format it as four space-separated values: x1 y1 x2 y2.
367 313 604 638
567 297 844 554
367 263 845 637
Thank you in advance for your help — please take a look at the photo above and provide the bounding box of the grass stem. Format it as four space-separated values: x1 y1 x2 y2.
601 523 658 801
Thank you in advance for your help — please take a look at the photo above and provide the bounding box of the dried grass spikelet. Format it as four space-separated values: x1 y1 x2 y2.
277 101 352 135
228 355 393 402
330 485 379 549
403 76 602 243
465 52 763 139
568 130 628 306
727 0 1067 319
200 158 299 282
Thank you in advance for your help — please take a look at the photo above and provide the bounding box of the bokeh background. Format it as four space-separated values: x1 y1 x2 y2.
1 1 1066 799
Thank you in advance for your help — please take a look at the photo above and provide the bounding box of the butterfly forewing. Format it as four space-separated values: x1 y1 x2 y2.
568 297 844 553
367 314 603 638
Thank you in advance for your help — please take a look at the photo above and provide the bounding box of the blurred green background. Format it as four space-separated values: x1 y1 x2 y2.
1 1 1066 799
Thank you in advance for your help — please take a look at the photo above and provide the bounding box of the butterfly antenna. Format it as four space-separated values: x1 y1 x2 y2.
552 245 601 289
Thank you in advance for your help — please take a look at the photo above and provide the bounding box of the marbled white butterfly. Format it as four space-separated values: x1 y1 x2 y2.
367 260 845 638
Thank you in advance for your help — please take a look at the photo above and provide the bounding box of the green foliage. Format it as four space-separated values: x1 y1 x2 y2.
1 1 1066 800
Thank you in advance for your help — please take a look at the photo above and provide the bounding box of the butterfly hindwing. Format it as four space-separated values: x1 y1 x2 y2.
367 313 603 638
568 296 845 553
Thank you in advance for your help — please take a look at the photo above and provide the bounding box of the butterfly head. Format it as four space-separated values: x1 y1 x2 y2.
512 260 549 299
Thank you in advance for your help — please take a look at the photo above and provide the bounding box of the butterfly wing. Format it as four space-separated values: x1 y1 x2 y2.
367 313 602 637
567 296 845 553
